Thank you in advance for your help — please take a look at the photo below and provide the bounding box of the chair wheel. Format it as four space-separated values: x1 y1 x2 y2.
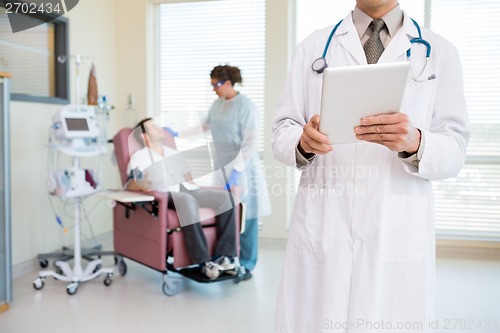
39 259 48 268
118 260 127 276
162 279 181 296
33 278 45 290
66 283 78 295
104 275 113 286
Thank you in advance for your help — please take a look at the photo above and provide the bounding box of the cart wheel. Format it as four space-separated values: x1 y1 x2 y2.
66 283 78 295
33 278 45 290
118 260 127 276
104 275 113 287
39 259 48 268
162 279 181 296
54 265 63 277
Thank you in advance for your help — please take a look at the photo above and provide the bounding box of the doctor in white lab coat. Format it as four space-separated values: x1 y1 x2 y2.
272 1 469 333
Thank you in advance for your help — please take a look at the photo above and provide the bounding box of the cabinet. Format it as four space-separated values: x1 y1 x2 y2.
0 72 12 312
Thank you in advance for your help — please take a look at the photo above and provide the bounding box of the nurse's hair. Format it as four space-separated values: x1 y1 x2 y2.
210 65 242 86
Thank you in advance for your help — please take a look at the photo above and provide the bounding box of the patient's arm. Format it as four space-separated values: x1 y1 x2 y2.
127 178 153 192
179 123 209 138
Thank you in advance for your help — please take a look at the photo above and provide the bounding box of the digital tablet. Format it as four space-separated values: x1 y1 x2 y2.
319 62 410 144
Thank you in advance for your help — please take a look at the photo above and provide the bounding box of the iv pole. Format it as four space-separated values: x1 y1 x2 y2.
33 54 114 295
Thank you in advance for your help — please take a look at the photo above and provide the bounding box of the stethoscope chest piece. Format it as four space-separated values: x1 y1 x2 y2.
312 57 328 74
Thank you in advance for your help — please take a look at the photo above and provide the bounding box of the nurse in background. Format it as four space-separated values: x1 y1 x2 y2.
168 65 271 281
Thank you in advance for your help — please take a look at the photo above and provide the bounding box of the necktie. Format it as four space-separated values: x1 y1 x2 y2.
364 19 386 64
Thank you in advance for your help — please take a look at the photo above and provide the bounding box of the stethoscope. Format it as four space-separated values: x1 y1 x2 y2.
311 18 434 81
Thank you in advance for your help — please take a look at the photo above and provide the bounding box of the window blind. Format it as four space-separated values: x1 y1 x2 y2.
293 0 500 239
155 0 265 149
0 7 55 97
155 0 265 186
430 0 500 239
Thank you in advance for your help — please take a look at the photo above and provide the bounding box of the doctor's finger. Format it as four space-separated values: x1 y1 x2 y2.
354 123 407 135
306 115 329 142
304 122 330 145
356 133 404 143
309 114 321 129
360 112 403 126
301 129 332 152
301 137 332 155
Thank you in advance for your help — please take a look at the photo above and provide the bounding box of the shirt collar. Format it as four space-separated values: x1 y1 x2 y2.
352 4 403 38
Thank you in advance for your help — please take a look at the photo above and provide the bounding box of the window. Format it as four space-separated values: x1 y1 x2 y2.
0 6 69 104
155 0 265 185
155 0 265 148
429 0 500 239
293 0 500 239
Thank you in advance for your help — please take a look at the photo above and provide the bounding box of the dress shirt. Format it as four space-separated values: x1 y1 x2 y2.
296 4 424 169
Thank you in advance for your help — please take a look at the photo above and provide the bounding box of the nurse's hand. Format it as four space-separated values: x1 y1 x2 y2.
163 127 179 137
299 114 333 155
354 112 421 154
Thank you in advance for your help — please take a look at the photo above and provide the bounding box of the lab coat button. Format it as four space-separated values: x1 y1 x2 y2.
354 239 363 247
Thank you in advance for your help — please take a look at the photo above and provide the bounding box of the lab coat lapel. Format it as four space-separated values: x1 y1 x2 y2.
337 14 367 65
378 12 418 64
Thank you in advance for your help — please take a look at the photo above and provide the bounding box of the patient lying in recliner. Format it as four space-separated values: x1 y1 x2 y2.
125 118 238 280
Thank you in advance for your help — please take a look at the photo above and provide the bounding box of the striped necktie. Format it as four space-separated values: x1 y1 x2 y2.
364 19 386 64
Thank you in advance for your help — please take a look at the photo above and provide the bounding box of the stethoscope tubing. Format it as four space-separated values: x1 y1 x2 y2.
312 18 431 76
321 20 344 59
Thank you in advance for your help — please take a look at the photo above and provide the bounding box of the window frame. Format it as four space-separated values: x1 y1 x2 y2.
0 2 69 104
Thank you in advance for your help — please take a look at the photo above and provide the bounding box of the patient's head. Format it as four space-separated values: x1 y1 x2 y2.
133 118 165 147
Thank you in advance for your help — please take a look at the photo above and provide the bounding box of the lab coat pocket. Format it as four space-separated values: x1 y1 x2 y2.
380 195 429 263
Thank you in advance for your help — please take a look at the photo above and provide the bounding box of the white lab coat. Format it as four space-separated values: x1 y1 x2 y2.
272 12 469 333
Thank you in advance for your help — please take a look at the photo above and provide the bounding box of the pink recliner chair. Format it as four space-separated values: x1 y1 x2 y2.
112 128 243 296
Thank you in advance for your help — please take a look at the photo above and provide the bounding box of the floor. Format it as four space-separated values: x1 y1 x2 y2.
435 258 500 333
0 246 499 333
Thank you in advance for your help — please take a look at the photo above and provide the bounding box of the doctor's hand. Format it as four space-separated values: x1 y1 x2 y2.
299 115 333 155
354 112 421 154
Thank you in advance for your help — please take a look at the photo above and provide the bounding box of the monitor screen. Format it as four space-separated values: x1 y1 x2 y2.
65 118 89 131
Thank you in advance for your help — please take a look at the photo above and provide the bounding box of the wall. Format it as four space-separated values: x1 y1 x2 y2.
261 0 293 241
114 0 151 124
10 0 119 267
